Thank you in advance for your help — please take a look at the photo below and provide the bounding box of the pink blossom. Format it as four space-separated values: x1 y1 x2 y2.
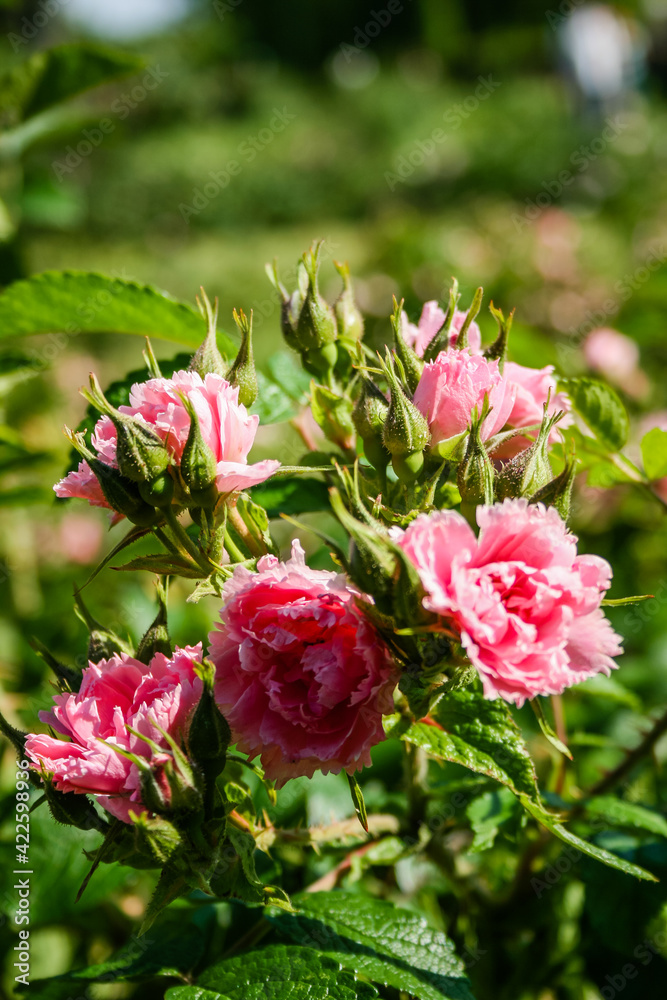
584 327 649 399
25 646 203 823
584 327 639 382
402 304 482 357
496 362 572 458
393 499 622 706
55 370 280 510
208 540 397 786
413 349 515 448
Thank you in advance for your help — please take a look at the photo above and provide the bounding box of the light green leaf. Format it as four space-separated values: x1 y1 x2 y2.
385 687 539 801
641 427 667 481
0 271 238 351
601 594 653 607
266 891 475 1000
560 376 629 452
466 788 518 853
585 796 667 839
346 773 369 833
166 944 379 1000
0 43 143 128
521 797 657 881
251 370 299 424
530 698 572 760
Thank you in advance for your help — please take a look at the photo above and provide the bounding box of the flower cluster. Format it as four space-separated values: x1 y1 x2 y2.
18 247 630 872
57 370 279 520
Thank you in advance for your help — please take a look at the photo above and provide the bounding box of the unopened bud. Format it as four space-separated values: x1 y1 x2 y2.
296 241 338 353
227 308 258 407
82 375 170 484
64 427 158 525
136 578 172 663
74 592 134 664
190 289 227 378
484 301 514 371
529 455 577 520
457 401 495 514
391 297 423 395
423 278 460 362
379 351 429 483
333 260 364 342
496 403 563 501
179 396 218 498
188 660 231 781
353 377 390 471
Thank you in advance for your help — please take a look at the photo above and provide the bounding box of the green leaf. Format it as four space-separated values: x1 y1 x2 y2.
166 944 379 1000
346 773 369 833
113 554 204 578
252 370 299 425
585 796 667 839
560 376 629 452
310 382 355 444
466 787 518 853
641 427 667 481
0 43 143 128
249 476 330 517
385 686 539 801
267 891 475 1000
0 271 238 351
601 594 653 607
267 351 311 402
19 908 215 997
530 698 572 760
521 797 658 881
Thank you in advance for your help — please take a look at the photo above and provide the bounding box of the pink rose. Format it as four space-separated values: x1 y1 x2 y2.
25 646 203 823
496 362 572 458
393 499 622 706
584 327 649 399
402 304 482 357
55 370 280 511
208 540 397 785
413 349 515 448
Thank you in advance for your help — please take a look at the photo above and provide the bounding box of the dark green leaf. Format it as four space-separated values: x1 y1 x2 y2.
0 43 143 128
267 891 475 1000
521 797 658 881
560 376 629 452
249 476 330 517
386 686 539 801
585 796 667 839
113 555 204 578
18 908 215 996
167 944 379 1000
641 427 667 481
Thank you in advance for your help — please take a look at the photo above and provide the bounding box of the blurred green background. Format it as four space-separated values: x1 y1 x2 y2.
1 1 667 997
